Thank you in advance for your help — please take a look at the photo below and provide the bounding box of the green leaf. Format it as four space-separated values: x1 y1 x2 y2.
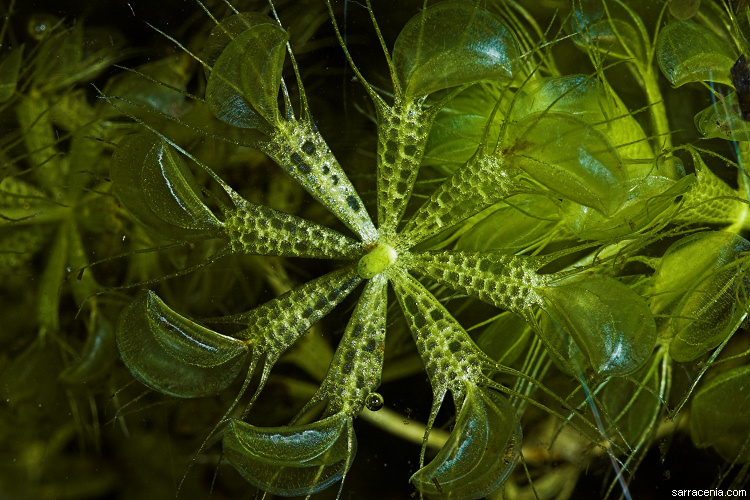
511 75 654 161
694 92 750 141
691 365 750 462
457 195 560 254
690 366 750 463
656 20 735 87
571 10 645 62
508 112 627 216
674 149 745 225
223 414 356 496
561 173 693 240
16 95 65 188
110 133 222 241
59 312 117 384
601 360 662 446
202 13 276 68
116 290 248 398
475 311 532 367
223 196 362 259
411 386 521 500
224 197 361 259
540 277 657 376
0 46 23 103
393 1 519 100
648 231 750 361
668 0 701 21
239 24 288 125
0 339 67 422
423 84 510 168
37 225 69 333
391 268 490 394
260 119 377 242
206 23 288 127
99 57 190 119
670 253 749 361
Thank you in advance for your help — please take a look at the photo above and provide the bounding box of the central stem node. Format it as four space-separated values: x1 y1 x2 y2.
358 243 398 279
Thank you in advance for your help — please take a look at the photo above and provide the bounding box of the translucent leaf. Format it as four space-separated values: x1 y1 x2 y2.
562 174 693 240
601 361 661 447
116 290 248 398
99 56 190 119
206 23 288 127
202 13 275 68
411 386 521 500
695 92 750 141
691 365 750 463
0 46 23 103
674 150 745 225
0 339 67 422
37 225 68 334
475 311 532 366
423 84 511 168
393 1 519 100
670 257 750 361
540 277 657 376
223 414 356 496
110 133 222 240
239 24 288 125
668 0 701 21
59 313 116 384
457 196 560 254
0 225 52 273
569 4 645 62
650 232 745 313
648 232 750 361
16 95 65 188
508 113 627 216
656 20 735 87
510 75 653 161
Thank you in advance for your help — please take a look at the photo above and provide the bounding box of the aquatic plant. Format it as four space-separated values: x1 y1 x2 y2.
4 0 750 499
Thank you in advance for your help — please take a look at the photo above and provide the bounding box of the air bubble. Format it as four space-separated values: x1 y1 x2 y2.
27 14 59 40
365 392 384 411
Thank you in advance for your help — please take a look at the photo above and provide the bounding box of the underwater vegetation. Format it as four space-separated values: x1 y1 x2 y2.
4 0 750 498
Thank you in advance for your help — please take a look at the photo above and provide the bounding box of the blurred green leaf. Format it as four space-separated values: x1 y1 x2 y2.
110 133 222 240
691 365 750 462
0 46 23 102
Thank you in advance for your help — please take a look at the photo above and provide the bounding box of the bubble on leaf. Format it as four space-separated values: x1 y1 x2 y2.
365 392 384 411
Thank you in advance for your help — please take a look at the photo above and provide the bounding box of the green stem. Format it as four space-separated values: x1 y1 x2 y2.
641 64 672 152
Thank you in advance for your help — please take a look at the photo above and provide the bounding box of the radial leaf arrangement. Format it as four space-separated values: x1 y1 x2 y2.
99 1 750 498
